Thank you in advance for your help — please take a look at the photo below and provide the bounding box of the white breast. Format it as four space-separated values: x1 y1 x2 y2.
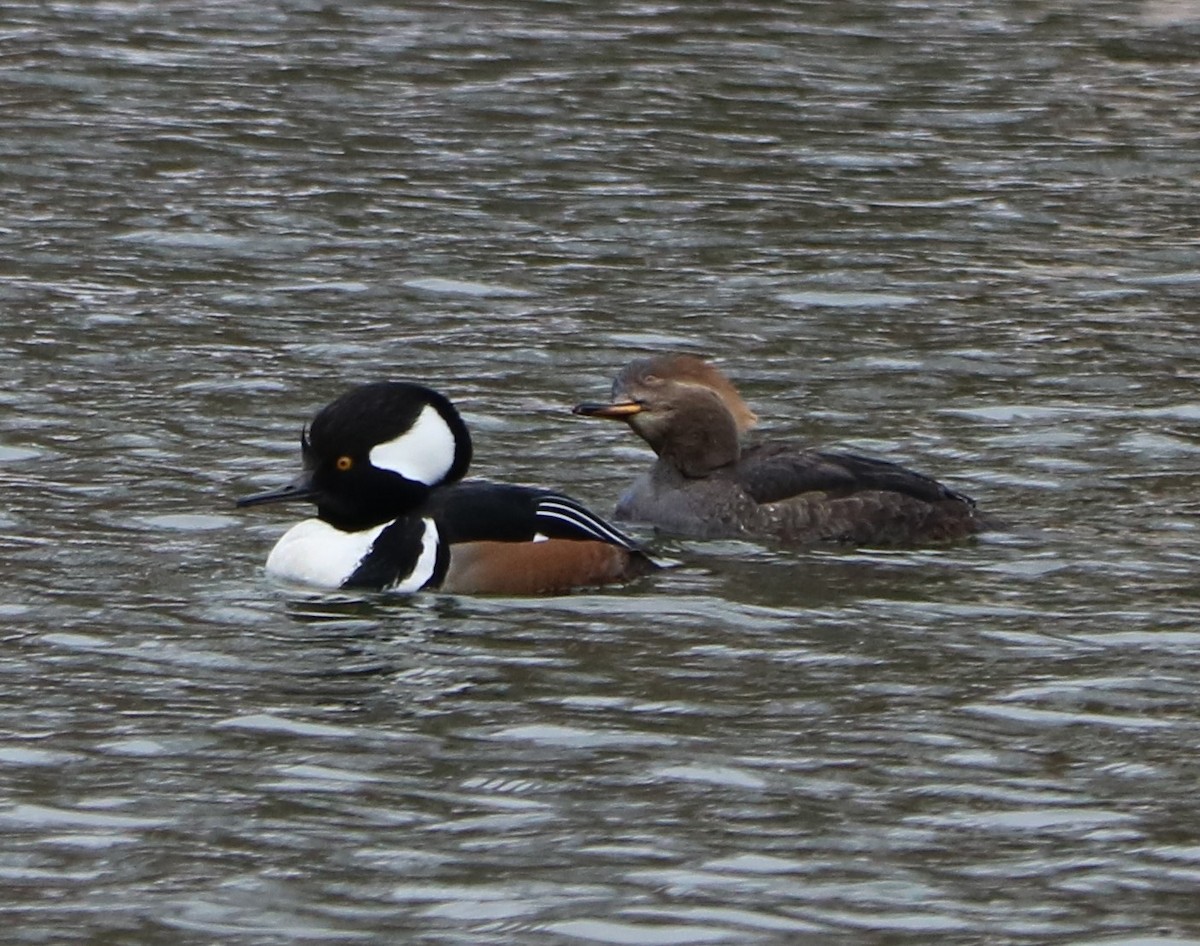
264 517 443 592
265 518 388 589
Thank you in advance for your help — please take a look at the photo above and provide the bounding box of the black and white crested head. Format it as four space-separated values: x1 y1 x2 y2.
308 381 472 489
244 381 473 532
307 381 470 487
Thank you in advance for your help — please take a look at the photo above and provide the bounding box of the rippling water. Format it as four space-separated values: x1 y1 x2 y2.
3 1 1200 943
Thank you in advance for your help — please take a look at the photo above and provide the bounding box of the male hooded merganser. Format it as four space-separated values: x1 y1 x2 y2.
238 381 656 594
573 353 988 545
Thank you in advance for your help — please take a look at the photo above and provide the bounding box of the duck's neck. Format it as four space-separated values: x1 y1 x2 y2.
317 478 432 532
657 406 741 478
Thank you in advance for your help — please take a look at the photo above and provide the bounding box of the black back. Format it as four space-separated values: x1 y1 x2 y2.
424 481 642 550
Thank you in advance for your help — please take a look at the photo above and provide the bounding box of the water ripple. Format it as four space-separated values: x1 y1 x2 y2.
3 0 1199 942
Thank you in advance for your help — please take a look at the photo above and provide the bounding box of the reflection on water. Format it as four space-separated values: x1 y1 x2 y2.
3 0 1200 943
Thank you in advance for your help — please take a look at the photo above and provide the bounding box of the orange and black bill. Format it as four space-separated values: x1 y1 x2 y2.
572 401 643 419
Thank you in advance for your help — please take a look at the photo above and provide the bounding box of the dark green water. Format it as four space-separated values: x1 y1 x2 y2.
2 1 1199 943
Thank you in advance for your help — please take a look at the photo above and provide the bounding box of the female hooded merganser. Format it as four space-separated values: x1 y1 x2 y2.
574 354 987 546
238 381 656 594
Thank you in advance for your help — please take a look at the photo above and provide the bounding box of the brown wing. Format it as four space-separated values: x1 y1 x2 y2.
738 442 975 507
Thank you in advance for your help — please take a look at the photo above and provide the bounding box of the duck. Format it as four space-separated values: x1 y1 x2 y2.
238 381 656 594
573 353 988 545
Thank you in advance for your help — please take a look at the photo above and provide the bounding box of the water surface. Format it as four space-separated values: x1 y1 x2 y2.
3 1 1200 943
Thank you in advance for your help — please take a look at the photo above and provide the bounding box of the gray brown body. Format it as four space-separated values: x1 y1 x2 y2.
616 446 985 545
576 354 989 548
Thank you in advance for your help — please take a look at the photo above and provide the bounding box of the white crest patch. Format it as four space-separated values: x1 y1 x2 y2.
389 519 442 592
265 518 388 589
368 404 457 486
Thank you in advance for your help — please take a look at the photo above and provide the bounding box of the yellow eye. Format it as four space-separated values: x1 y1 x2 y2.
335 455 353 472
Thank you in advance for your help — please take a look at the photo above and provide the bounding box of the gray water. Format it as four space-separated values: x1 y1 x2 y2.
3 1 1200 943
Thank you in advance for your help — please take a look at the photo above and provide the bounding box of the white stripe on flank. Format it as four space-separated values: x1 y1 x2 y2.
389 519 442 592
536 497 635 549
368 404 458 486
537 508 605 542
540 497 630 543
